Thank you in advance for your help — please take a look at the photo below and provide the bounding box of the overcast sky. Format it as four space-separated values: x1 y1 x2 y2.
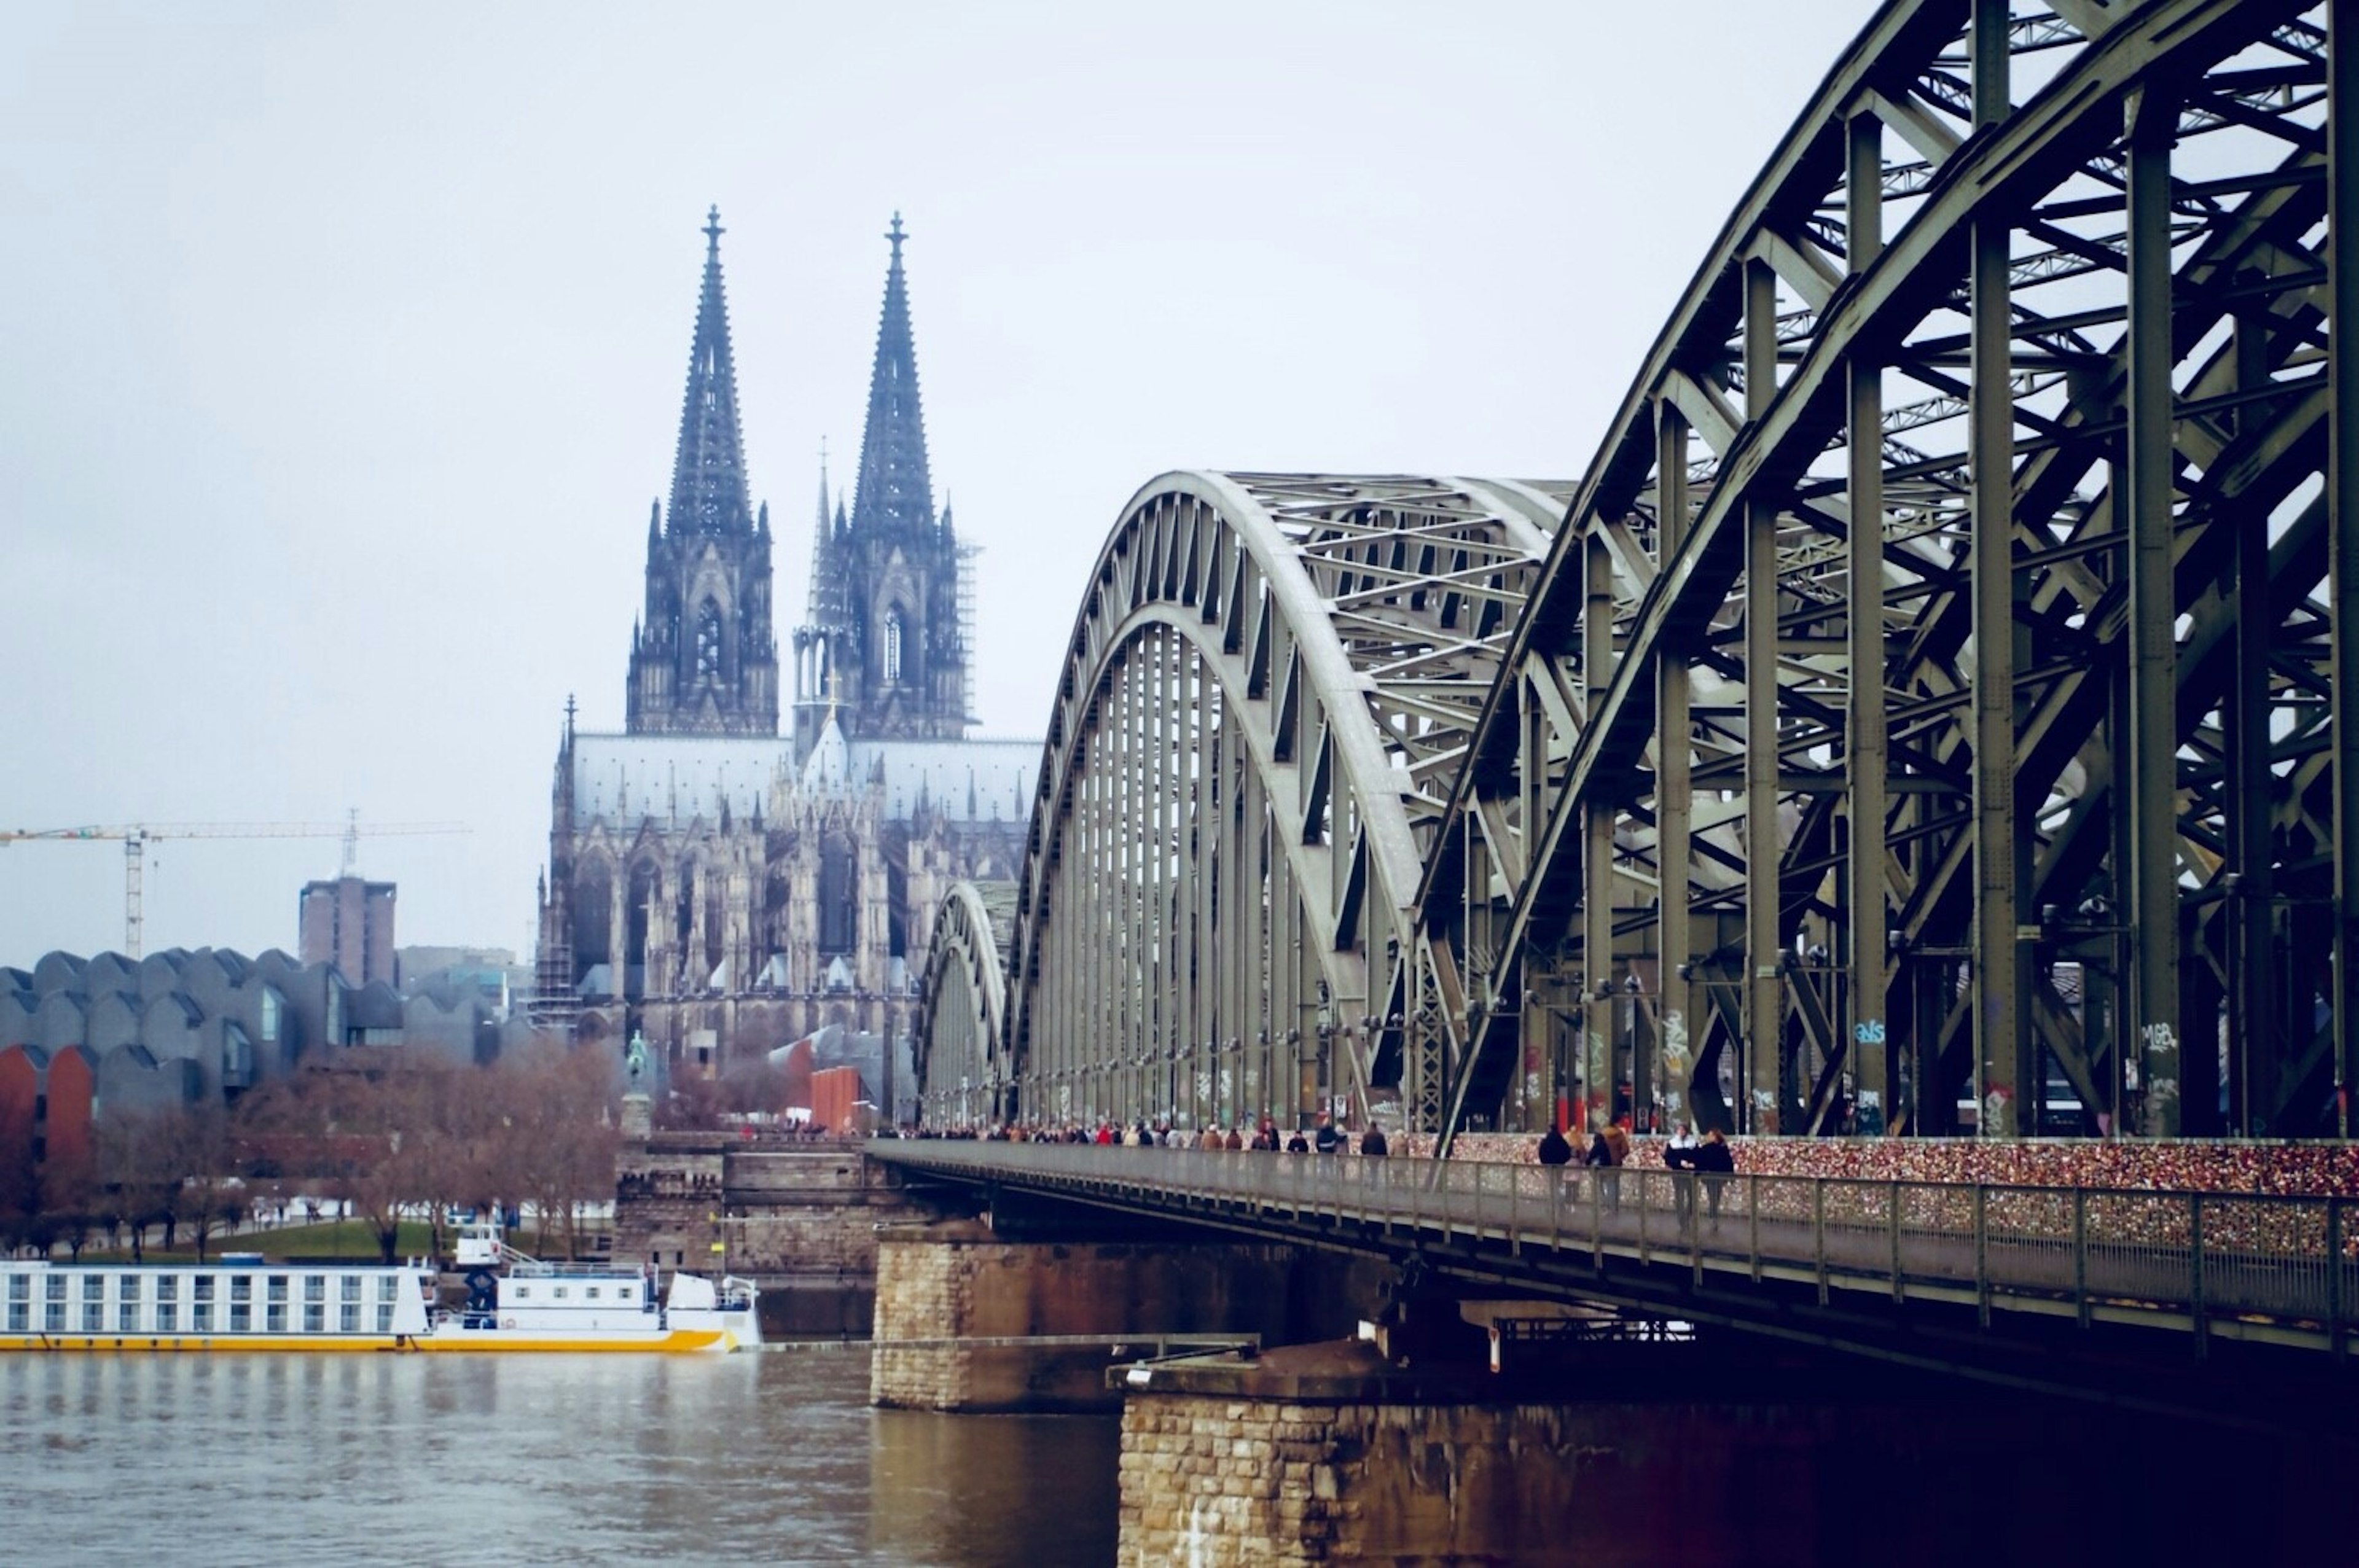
0 0 1874 969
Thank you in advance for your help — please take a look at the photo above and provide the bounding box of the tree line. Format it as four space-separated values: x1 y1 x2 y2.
1 1040 622 1263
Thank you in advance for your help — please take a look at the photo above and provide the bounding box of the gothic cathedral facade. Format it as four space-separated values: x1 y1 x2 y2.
535 211 1035 1094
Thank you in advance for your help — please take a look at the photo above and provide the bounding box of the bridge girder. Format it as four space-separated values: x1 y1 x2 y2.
1420 0 2351 1149
959 472 1566 1133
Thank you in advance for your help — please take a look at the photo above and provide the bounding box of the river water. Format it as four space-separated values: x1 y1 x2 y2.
1 1349 1118 1567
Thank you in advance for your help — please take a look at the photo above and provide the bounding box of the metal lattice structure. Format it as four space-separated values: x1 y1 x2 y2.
913 880 1017 1126
982 472 1565 1131
921 0 2359 1149
1419 0 2355 1148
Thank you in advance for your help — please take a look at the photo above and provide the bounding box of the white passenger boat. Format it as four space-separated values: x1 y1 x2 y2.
0 1222 761 1354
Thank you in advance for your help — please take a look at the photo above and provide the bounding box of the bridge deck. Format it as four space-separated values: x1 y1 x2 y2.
872 1142 2355 1363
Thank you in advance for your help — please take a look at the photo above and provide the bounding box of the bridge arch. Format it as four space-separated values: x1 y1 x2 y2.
1417 0 2350 1146
945 472 1565 1133
913 880 1015 1128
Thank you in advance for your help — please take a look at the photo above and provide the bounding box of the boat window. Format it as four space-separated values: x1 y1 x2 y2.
267 1301 288 1333
82 1299 103 1332
191 1302 212 1332
157 1276 178 1301
375 1305 394 1333
44 1300 65 1332
619 1287 635 1302
267 1275 289 1303
45 1276 66 1301
586 1287 601 1300
229 1277 251 1302
340 1276 362 1301
304 1276 325 1303
119 1276 141 1301
6 1301 25 1332
303 1303 324 1333
514 1285 532 1300
154 1303 176 1332
117 1303 138 1332
554 1287 569 1301
340 1302 359 1332
377 1276 399 1303
80 1275 103 1301
229 1303 250 1332
8 1274 27 1301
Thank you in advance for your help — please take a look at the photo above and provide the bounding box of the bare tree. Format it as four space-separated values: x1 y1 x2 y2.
498 1041 621 1259
162 1104 240 1262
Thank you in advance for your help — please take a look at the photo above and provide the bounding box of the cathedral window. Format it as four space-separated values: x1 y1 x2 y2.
695 601 723 681
820 836 856 952
883 609 904 685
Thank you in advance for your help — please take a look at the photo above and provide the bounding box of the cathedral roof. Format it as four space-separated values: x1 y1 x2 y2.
565 731 1039 829
847 213 936 538
667 206 755 537
800 706 853 790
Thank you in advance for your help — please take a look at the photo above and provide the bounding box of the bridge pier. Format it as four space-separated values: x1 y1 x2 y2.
870 1219 1380 1411
1113 1324 2356 1566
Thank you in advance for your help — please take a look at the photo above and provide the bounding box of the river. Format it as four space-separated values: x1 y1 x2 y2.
0 1349 1119 1567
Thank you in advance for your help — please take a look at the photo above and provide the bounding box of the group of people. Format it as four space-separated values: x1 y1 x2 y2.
913 1115 1393 1153
1535 1120 1737 1224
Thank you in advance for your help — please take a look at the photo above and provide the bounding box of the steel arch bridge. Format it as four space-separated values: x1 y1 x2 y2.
921 0 2359 1149
923 472 1568 1132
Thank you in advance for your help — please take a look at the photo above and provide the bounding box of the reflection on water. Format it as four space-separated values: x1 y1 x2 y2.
0 1352 1118 1567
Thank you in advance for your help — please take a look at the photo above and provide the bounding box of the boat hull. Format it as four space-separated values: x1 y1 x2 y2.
0 1325 751 1353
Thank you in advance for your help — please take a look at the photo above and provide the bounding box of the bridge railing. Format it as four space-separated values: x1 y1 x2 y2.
869 1141 2353 1355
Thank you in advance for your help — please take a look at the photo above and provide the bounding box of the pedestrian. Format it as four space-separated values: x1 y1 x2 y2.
1225 1126 1245 1152
1694 1127 1735 1222
1664 1124 1702 1228
1536 1123 1573 1166
1584 1119 1623 1208
1359 1123 1388 1157
1313 1115 1343 1154
1285 1128 1310 1153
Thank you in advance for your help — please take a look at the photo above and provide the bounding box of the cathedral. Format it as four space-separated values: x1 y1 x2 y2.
534 210 1036 1087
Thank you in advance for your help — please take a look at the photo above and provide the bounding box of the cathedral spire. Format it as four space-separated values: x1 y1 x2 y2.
847 213 936 536
807 440 837 626
669 205 754 536
627 208 779 738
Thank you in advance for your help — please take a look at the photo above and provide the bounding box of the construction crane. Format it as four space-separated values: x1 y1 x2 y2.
0 816 468 959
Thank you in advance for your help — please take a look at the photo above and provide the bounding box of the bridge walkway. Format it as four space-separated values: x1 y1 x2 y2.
870 1142 2354 1365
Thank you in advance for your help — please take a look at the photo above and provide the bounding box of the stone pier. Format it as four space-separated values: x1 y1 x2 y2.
872 1220 1382 1411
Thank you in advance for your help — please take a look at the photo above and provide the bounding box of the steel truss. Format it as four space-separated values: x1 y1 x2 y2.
914 880 1015 1128
973 472 1567 1132
1421 0 2354 1148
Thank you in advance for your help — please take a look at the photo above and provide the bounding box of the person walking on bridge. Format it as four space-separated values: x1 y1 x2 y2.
1536 1123 1573 1167
1693 1128 1735 1223
1585 1120 1627 1209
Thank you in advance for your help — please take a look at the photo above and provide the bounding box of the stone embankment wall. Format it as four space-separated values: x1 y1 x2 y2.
617 1137 941 1334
